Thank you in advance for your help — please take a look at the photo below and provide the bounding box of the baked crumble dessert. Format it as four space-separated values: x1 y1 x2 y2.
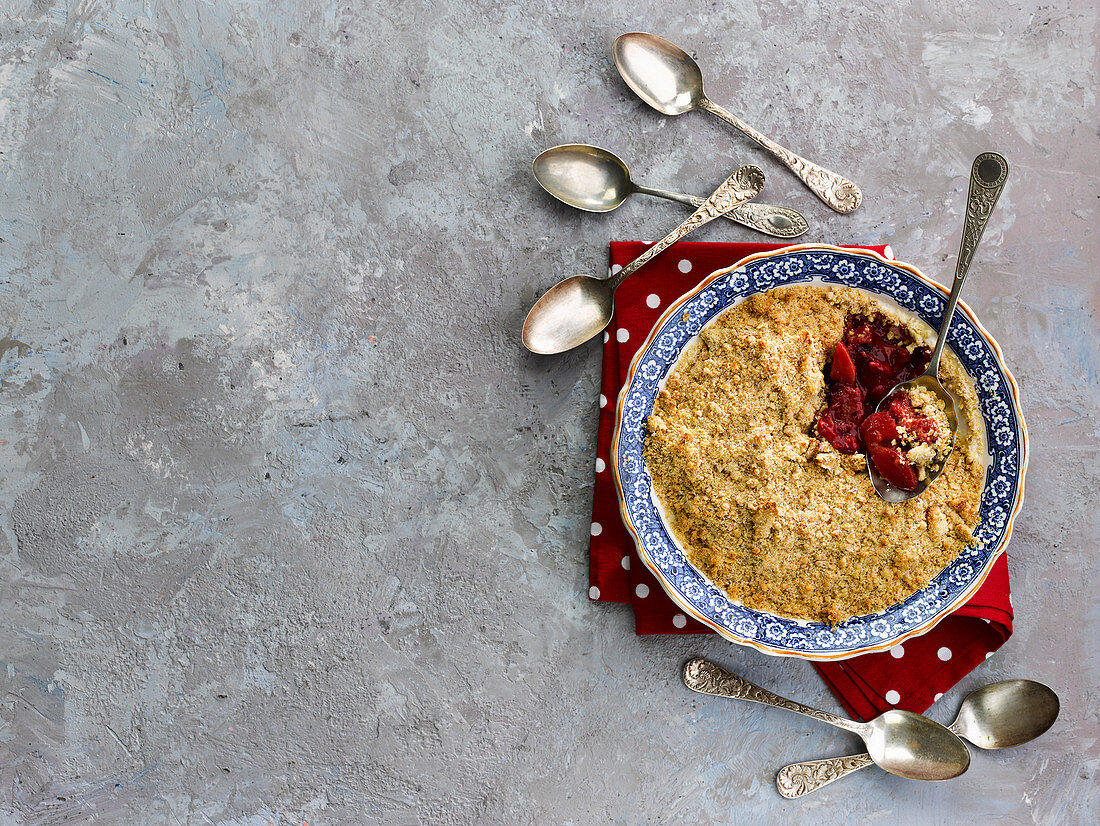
643 286 984 624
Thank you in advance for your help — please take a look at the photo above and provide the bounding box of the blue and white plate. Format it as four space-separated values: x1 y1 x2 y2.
612 245 1028 660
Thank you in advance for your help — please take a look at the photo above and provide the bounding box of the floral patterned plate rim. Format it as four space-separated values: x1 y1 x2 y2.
611 244 1028 660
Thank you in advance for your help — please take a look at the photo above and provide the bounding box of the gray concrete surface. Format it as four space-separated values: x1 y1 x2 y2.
0 1 1096 823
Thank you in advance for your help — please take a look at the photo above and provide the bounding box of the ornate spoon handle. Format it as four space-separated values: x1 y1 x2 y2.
699 98 862 214
608 165 764 290
926 152 1008 374
682 658 868 736
633 183 808 238
775 753 876 798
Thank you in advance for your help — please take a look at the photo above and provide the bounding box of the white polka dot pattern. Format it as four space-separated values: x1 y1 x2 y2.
590 522 602 536
884 690 901 705
635 583 649 598
672 613 687 628
889 645 905 659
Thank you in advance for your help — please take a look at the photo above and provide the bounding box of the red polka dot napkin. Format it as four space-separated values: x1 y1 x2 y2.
589 240 1014 721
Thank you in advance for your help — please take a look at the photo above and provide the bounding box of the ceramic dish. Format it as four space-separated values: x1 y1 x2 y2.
611 245 1028 660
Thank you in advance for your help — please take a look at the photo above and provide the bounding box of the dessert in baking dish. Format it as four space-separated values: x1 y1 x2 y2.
643 286 984 625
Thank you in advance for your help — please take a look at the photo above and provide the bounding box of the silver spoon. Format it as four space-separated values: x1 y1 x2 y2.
522 164 765 355
776 678 1059 798
683 658 970 782
868 152 1008 503
532 143 808 238
612 32 862 213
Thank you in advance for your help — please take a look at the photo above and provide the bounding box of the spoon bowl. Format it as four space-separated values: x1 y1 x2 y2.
865 709 971 780
612 32 705 115
532 144 632 212
522 275 614 355
953 679 1060 750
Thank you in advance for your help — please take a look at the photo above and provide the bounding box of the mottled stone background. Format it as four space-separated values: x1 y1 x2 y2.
0 1 1096 823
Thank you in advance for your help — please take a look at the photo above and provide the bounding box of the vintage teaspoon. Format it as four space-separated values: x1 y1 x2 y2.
868 152 1008 503
532 144 808 238
776 678 1059 798
522 164 764 355
683 658 970 781
613 32 862 213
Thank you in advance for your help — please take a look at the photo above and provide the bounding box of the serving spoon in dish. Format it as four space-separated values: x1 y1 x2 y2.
776 678 1059 797
868 152 1009 503
532 143 808 238
683 658 970 782
522 164 765 355
612 32 862 213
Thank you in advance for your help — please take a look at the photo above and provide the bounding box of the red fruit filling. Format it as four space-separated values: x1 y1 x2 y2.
813 315 936 490
844 317 930 406
815 383 864 454
860 411 898 447
868 444 919 491
829 341 857 384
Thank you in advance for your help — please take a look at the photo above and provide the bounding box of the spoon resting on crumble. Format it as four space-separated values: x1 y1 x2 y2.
866 153 1008 502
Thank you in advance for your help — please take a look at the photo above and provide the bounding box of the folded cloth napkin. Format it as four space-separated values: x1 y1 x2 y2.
589 240 1013 721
